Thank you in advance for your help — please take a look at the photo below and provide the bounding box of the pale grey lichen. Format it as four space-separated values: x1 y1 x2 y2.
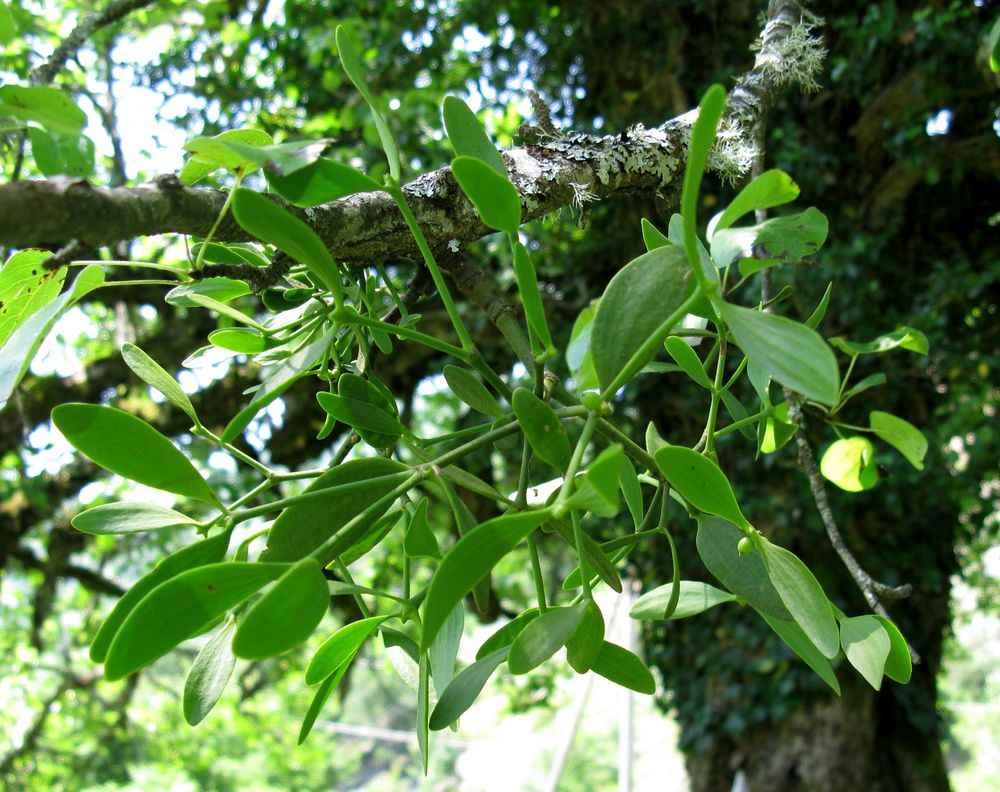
709 119 758 185
447 238 460 252
569 182 596 210
753 11 826 92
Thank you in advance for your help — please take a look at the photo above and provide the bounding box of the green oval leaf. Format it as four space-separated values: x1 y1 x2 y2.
430 647 508 731
508 603 586 674
819 436 879 492
28 127 94 179
183 617 238 725
297 650 356 744
869 411 927 470
618 457 643 531
630 580 737 621
451 155 522 234
208 328 270 354
655 446 749 528
590 641 655 694
511 388 571 471
566 600 605 673
641 217 671 251
165 277 251 307
442 95 507 176
566 304 599 391
512 240 554 353
429 602 464 696
267 158 382 207
421 509 551 651
664 336 712 389
443 364 504 418
72 502 199 535
0 85 86 134
829 326 929 356
476 609 539 660
719 302 840 406
695 515 790 620
334 25 400 180
403 498 441 559
317 391 406 439
90 532 231 663
713 169 800 233
681 84 726 282
233 558 329 659
265 457 410 562
0 1 16 44
52 404 219 506
305 615 388 686
231 188 341 295
121 343 199 425
105 562 289 681
591 245 694 391
758 611 841 695
566 444 624 518
221 327 333 443
179 128 273 184
873 615 912 684
840 615 891 690
757 537 839 659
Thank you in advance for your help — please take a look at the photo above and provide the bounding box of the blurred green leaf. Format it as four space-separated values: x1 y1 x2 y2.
820 436 879 492
0 85 86 133
335 25 400 179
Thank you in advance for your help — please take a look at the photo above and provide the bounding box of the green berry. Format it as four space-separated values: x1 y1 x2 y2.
737 537 754 556
580 392 604 412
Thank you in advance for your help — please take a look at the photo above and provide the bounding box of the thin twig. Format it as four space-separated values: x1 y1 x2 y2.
30 0 157 86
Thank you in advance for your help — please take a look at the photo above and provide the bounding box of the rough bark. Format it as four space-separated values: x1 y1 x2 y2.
0 1 819 269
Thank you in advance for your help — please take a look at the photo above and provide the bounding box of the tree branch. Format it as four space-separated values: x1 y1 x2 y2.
30 0 157 86
0 1 822 268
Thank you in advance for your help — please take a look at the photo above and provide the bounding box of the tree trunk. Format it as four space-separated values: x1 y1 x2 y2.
685 679 951 792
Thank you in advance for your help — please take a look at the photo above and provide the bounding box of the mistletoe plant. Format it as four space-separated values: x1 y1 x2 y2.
0 25 927 767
